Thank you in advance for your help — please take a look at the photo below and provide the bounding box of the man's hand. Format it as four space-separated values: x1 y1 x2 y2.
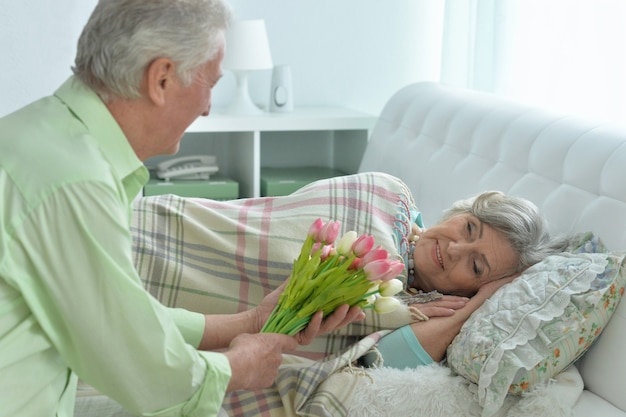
253 278 366 339
199 277 365 353
295 304 365 345
223 333 297 392
252 280 287 332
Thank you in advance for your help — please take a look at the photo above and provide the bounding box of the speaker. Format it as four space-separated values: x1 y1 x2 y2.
269 65 293 112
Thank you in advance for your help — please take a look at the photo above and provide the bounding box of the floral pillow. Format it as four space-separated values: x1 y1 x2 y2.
446 232 626 416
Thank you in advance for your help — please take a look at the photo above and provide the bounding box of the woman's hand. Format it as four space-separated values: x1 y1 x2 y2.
473 274 517 304
408 275 516 361
410 274 517 319
409 295 469 318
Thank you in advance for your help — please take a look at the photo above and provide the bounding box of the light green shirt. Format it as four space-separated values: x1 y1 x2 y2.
0 77 231 417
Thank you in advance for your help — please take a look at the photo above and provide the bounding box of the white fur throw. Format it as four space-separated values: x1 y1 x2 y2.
347 364 583 417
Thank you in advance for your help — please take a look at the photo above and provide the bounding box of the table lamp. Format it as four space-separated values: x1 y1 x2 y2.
223 20 273 115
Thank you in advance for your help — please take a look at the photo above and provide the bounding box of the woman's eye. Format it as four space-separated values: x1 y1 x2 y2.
473 261 481 276
466 221 474 237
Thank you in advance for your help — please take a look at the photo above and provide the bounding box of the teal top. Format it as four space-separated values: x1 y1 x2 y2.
0 77 230 417
361 325 434 369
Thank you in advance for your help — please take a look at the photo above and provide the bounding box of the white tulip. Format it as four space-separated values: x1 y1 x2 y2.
374 296 401 314
379 278 404 297
335 230 358 254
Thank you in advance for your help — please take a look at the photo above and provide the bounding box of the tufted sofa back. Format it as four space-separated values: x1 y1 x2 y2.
359 82 626 251
359 82 626 413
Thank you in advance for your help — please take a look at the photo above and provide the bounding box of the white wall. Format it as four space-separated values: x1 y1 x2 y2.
0 0 98 117
0 0 442 118
220 0 444 115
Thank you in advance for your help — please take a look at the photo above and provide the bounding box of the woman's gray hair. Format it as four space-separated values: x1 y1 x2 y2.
441 191 567 273
72 0 232 101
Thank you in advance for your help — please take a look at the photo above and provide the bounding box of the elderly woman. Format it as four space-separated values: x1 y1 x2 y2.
130 174 565 358
363 190 567 368
119 171 570 416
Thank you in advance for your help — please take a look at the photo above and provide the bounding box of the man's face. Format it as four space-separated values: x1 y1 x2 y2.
159 37 225 155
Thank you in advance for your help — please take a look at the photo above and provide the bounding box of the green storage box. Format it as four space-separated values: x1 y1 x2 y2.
143 175 239 200
260 167 347 197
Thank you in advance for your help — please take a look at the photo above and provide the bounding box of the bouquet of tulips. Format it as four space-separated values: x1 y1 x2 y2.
261 218 406 336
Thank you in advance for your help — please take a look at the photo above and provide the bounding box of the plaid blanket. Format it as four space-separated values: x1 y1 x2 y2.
74 172 582 417
127 172 582 417
131 172 418 357
223 331 390 417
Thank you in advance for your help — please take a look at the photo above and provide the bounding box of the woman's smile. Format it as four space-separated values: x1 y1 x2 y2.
434 241 444 270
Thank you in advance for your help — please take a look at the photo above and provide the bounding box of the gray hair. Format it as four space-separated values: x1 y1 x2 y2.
72 0 232 101
441 191 567 273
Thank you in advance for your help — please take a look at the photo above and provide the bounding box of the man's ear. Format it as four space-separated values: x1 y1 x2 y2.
145 57 176 107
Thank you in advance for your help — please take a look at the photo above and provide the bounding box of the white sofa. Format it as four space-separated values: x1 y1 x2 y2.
75 82 626 416
358 82 626 416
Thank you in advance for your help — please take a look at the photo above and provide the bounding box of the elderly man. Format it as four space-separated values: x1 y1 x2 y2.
0 1 363 416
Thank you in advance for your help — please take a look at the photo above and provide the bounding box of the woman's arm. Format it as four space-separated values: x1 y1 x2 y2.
409 276 515 361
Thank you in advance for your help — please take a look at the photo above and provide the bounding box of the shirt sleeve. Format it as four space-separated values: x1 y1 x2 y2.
8 181 231 416
168 307 206 348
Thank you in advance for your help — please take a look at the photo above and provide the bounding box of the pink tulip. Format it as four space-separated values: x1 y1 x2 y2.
352 234 375 257
311 242 334 260
311 241 322 253
362 246 389 264
319 221 340 244
320 244 333 260
363 259 393 281
349 257 364 270
308 218 325 240
381 260 405 281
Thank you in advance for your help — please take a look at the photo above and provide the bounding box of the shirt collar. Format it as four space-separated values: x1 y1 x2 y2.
54 76 148 199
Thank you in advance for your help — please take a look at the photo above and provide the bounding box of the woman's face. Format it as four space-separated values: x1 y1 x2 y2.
410 213 518 297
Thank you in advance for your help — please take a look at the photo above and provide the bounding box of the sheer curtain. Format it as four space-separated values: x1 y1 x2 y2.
439 0 626 125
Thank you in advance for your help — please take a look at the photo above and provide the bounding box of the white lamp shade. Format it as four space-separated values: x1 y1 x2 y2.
223 20 273 71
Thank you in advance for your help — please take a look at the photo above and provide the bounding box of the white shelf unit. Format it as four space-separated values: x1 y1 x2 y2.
177 107 377 198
